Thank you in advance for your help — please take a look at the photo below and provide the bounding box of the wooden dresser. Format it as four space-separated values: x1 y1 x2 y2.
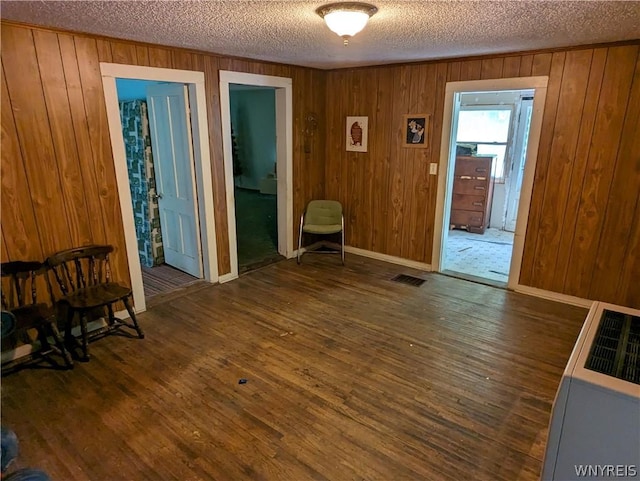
450 155 495 234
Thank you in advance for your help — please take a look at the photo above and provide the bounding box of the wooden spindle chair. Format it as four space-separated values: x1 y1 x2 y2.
46 245 144 361
1 261 73 370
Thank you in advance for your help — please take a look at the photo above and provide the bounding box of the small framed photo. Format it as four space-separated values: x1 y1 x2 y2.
402 114 429 148
346 116 368 152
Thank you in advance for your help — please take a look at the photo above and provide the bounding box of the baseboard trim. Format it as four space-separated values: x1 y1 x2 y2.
218 272 238 284
514 284 593 308
344 246 432 272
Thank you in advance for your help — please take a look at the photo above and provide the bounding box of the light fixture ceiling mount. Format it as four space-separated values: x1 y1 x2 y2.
316 2 378 46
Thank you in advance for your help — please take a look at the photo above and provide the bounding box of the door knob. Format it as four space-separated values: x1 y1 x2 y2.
151 193 163 200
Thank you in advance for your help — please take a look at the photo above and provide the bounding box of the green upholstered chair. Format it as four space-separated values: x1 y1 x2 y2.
297 200 344 265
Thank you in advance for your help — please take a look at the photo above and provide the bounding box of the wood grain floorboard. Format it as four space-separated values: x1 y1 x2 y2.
0 254 587 481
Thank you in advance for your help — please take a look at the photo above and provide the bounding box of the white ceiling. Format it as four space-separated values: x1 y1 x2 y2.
2 1 639 69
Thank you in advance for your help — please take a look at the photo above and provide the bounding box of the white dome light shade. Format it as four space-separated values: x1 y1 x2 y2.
323 10 370 37
316 2 378 45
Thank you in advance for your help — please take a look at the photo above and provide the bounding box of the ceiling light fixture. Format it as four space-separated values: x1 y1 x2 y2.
316 2 378 46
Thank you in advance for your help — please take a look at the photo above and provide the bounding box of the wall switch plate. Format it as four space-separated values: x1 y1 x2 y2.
429 163 438 175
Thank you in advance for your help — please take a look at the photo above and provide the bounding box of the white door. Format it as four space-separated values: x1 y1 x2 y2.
505 98 534 232
146 83 203 277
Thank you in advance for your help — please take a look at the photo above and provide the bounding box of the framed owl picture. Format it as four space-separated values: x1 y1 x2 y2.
346 116 368 152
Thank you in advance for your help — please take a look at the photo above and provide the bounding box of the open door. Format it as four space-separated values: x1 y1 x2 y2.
504 97 534 232
146 83 203 278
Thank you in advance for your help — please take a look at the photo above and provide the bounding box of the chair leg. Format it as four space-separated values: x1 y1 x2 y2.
107 303 116 327
341 215 345 265
79 312 90 361
36 325 51 353
48 321 73 369
123 297 145 339
297 215 304 264
64 308 75 347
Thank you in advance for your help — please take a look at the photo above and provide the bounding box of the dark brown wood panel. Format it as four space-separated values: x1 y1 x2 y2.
1 25 72 255
33 30 94 247
519 55 534 76
171 50 194 70
110 41 137 64
519 52 566 285
0 64 44 261
355 69 377 252
199 53 230 273
563 45 638 298
385 66 411 258
398 67 421 259
531 53 553 76
502 56 521 77
460 59 482 80
351 68 375 250
0 255 588 481
58 33 108 246
422 62 449 262
1 229 9 262
73 35 130 286
148 47 172 68
529 50 593 290
325 70 346 205
370 68 394 254
447 61 461 82
405 64 432 261
95 39 112 62
618 196 640 307
587 50 640 304
481 57 504 79
135 46 150 66
549 48 608 294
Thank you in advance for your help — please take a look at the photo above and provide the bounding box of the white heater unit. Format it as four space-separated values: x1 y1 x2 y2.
542 301 640 481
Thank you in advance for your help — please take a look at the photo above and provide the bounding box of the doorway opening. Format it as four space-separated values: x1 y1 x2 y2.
229 84 282 273
116 78 202 301
219 71 294 280
445 90 533 285
101 64 219 313
432 77 548 290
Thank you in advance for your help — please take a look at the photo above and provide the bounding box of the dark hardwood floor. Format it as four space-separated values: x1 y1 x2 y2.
0 254 587 481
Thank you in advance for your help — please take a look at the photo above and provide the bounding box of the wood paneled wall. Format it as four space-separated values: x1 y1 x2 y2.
1 22 326 284
324 44 640 308
1 20 638 308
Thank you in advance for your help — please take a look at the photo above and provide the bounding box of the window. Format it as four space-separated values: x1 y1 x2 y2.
456 108 512 182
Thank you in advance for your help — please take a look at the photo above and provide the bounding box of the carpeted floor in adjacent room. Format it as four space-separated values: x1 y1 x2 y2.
234 187 283 272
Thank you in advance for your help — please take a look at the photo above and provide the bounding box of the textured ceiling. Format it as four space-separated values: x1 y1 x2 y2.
2 1 639 69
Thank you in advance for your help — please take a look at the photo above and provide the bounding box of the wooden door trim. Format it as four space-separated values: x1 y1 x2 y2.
219 70 294 281
100 63 219 313
432 76 549 291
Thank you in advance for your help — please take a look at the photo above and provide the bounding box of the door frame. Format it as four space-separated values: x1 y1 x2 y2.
431 77 548 290
219 71 293 280
101 63 219 313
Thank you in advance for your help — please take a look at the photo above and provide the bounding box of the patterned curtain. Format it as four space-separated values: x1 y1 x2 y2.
119 100 164 267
